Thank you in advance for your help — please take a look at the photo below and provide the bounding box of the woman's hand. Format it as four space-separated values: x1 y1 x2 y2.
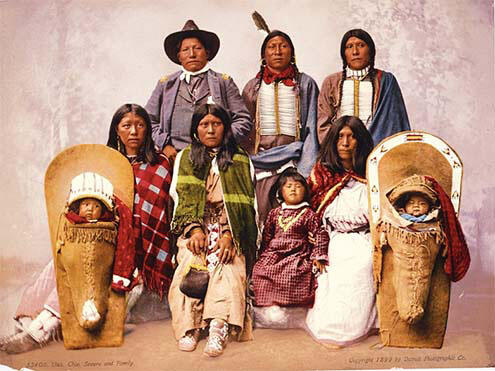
187 228 207 255
163 144 178 163
312 259 327 275
212 233 235 264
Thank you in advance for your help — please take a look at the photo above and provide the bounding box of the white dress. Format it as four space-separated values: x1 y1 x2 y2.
305 179 377 345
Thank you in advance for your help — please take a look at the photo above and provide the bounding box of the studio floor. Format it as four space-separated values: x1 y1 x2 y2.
0 319 493 371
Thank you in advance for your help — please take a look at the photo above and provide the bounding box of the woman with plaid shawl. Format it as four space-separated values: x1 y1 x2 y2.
1 104 174 354
168 103 257 357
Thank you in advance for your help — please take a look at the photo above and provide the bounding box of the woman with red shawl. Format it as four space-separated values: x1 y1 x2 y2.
305 115 376 347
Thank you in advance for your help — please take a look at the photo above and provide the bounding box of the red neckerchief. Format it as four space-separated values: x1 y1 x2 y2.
65 210 114 224
257 65 296 87
425 176 470 282
308 162 366 218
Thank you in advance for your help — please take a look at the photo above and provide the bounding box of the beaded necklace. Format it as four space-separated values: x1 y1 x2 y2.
277 207 307 232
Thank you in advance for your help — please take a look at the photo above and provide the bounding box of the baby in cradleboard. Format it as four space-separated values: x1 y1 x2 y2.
55 172 135 349
383 173 470 286
372 174 470 348
251 168 328 328
0 172 135 353
61 171 136 292
37 193 113 338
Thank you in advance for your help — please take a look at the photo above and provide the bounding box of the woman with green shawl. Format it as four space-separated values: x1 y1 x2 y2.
168 103 257 357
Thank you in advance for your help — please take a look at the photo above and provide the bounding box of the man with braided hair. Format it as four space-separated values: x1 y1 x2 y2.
317 29 410 145
243 20 319 223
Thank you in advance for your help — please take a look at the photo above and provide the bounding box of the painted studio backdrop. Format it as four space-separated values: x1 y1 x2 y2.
1 0 493 365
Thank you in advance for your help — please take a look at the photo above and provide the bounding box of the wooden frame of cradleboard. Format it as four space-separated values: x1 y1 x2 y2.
44 144 134 349
366 131 463 348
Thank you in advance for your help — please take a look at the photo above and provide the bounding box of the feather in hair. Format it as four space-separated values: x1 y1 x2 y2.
252 11 270 34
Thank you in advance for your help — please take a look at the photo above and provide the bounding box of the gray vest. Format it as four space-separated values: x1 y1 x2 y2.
170 74 210 150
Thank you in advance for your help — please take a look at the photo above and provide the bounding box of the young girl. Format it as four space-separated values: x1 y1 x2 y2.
251 168 328 327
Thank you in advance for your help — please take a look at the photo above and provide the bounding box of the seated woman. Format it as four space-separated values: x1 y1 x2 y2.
0 104 173 354
107 104 174 300
317 29 410 145
305 115 376 347
251 168 327 328
168 103 257 357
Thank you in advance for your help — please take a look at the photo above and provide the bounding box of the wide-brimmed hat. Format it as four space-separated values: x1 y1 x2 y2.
164 20 220 65
387 174 438 209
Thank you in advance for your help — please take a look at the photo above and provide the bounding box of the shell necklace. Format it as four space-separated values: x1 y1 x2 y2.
278 208 307 232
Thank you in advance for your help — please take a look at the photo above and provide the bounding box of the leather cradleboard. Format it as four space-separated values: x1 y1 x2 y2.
366 131 463 348
376 220 451 348
45 144 134 349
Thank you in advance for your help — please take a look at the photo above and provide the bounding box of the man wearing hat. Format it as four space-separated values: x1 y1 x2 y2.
145 20 252 162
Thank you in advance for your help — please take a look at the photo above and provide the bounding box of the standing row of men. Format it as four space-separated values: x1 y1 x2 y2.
145 19 410 222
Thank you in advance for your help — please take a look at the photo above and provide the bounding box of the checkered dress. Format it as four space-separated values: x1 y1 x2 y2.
252 205 328 307
133 154 174 298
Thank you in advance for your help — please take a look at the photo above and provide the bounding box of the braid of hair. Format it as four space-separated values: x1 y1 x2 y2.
292 58 301 87
368 63 376 111
257 61 266 90
337 66 346 110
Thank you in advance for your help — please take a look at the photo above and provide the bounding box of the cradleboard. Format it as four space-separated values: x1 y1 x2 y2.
366 131 463 348
45 144 134 349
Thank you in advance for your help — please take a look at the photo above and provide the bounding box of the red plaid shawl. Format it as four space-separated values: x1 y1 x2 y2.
308 162 366 217
425 176 470 282
133 154 174 298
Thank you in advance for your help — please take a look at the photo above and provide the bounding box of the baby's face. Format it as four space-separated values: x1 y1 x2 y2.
404 195 430 216
79 198 103 220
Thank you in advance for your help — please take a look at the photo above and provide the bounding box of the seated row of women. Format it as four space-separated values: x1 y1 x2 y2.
0 101 381 357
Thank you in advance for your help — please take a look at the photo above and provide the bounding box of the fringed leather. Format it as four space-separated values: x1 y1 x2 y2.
295 91 301 141
254 93 261 154
379 221 444 246
372 228 386 290
63 221 117 245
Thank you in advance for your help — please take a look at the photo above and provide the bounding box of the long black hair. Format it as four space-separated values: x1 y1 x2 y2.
317 116 374 177
189 103 237 172
268 167 310 205
107 103 158 165
257 30 300 89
